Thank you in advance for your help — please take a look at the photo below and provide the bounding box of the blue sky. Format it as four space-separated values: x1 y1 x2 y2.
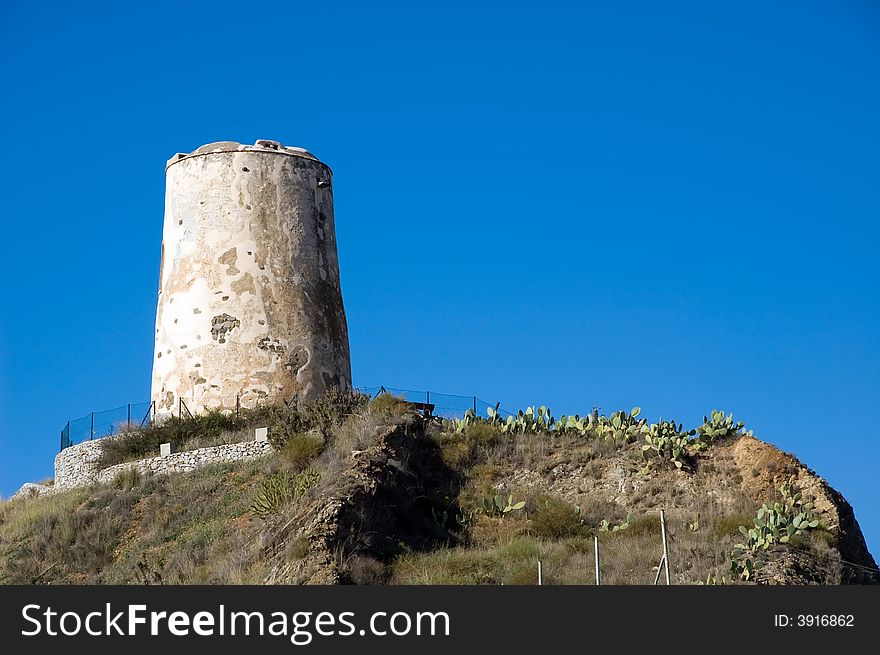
1 1 878 554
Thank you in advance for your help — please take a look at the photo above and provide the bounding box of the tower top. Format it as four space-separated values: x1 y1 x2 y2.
165 139 322 170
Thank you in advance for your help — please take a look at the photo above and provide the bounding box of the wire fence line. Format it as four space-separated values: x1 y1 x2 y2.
61 402 155 451
356 386 513 420
59 386 510 451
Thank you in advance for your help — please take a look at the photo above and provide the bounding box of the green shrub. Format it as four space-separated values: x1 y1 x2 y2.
531 496 587 539
305 388 369 440
99 405 278 466
99 428 165 467
280 433 324 471
264 406 312 449
99 389 364 468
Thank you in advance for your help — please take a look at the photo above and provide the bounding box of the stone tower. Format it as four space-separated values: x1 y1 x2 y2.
151 139 352 415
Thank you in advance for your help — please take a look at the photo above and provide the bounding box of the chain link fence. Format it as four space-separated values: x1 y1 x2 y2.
60 402 155 451
356 386 513 420
59 386 510 451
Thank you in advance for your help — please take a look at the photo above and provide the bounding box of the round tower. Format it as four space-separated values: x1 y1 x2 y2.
151 139 352 415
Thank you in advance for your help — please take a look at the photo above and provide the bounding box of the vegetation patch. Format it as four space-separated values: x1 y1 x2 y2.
531 496 587 539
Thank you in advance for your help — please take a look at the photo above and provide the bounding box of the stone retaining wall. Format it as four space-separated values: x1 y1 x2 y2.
52 435 272 490
95 440 272 484
54 440 105 489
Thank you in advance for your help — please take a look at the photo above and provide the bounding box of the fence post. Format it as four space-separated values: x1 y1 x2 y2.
537 559 542 586
660 509 671 585
426 390 430 405
653 558 664 585
90 412 94 440
473 396 477 413
594 535 601 585
127 403 131 428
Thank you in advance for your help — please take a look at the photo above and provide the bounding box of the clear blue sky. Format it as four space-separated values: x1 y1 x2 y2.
1 1 878 554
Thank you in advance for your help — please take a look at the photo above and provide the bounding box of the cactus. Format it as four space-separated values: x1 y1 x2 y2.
729 478 821 580
641 419 696 473
598 514 632 533
698 573 727 585
697 409 745 444
480 493 526 517
595 408 647 443
486 403 504 426
553 413 594 437
442 408 482 434
448 403 661 446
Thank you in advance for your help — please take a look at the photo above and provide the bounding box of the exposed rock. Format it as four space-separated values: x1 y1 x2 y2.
10 482 56 501
263 416 456 584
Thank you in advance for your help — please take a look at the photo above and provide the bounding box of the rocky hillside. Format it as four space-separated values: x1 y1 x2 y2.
1 394 876 585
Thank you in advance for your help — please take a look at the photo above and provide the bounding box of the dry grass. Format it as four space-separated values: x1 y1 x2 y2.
405 419 802 585
0 456 279 584
391 520 741 585
3 397 850 586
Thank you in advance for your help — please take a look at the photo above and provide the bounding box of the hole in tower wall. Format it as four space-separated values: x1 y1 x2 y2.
211 314 240 343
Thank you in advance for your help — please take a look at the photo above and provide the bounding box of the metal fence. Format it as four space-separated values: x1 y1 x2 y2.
59 386 509 451
356 386 513 419
60 402 156 451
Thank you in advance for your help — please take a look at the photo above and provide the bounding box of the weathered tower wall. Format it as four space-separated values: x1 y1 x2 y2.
151 139 351 415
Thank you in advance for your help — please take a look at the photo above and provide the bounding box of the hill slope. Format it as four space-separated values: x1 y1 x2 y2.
1 397 875 585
